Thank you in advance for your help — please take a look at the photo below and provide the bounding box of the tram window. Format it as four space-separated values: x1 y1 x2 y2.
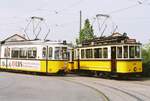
81 49 85 58
49 47 53 59
4 48 7 57
20 48 27 58
74 50 76 59
99 48 102 58
135 46 140 58
94 48 99 58
124 46 128 58
11 48 19 58
129 46 135 58
62 47 67 59
117 47 122 58
71 50 74 61
94 48 102 58
28 47 37 58
103 48 108 58
4 48 10 58
55 47 61 59
86 49 93 58
42 47 47 58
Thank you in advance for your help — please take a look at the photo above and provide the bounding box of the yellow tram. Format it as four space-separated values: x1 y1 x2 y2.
73 33 142 77
0 33 143 77
0 37 70 74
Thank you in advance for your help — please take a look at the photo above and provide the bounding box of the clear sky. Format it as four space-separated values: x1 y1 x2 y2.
0 0 149 44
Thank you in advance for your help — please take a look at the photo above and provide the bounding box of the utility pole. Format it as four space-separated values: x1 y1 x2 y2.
79 10 82 33
78 10 82 72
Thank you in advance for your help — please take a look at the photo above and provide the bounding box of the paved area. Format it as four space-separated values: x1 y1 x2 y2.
0 72 104 101
64 76 150 101
1 72 150 101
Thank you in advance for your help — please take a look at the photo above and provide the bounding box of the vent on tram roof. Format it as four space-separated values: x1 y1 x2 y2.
63 40 67 45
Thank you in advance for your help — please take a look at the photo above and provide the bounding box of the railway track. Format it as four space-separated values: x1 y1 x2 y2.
1 72 150 101
63 76 150 101
58 77 110 101
91 81 144 101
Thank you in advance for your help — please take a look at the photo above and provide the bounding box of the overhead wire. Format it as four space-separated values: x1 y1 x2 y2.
109 0 148 14
97 0 150 36
33 0 85 16
21 0 85 40
35 0 85 38
53 0 85 14
109 4 140 14
3 0 150 41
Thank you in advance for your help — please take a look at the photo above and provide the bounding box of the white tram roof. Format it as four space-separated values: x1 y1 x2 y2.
0 34 69 46
1 39 68 46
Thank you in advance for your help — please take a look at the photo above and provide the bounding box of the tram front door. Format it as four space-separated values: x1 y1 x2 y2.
111 47 116 73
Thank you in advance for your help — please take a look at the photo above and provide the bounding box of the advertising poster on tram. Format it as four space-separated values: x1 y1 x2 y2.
0 59 40 71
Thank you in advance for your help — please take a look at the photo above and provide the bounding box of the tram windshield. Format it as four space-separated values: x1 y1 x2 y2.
135 46 140 58
55 47 68 60
62 47 67 59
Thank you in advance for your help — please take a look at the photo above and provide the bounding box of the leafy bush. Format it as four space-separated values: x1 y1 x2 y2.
142 44 150 77
142 62 150 76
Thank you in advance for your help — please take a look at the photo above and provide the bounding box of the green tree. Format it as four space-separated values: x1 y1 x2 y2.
142 42 150 76
142 43 150 63
76 19 94 44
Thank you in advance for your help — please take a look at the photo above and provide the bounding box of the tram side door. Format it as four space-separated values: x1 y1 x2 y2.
111 47 116 73
42 46 49 73
77 49 80 71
